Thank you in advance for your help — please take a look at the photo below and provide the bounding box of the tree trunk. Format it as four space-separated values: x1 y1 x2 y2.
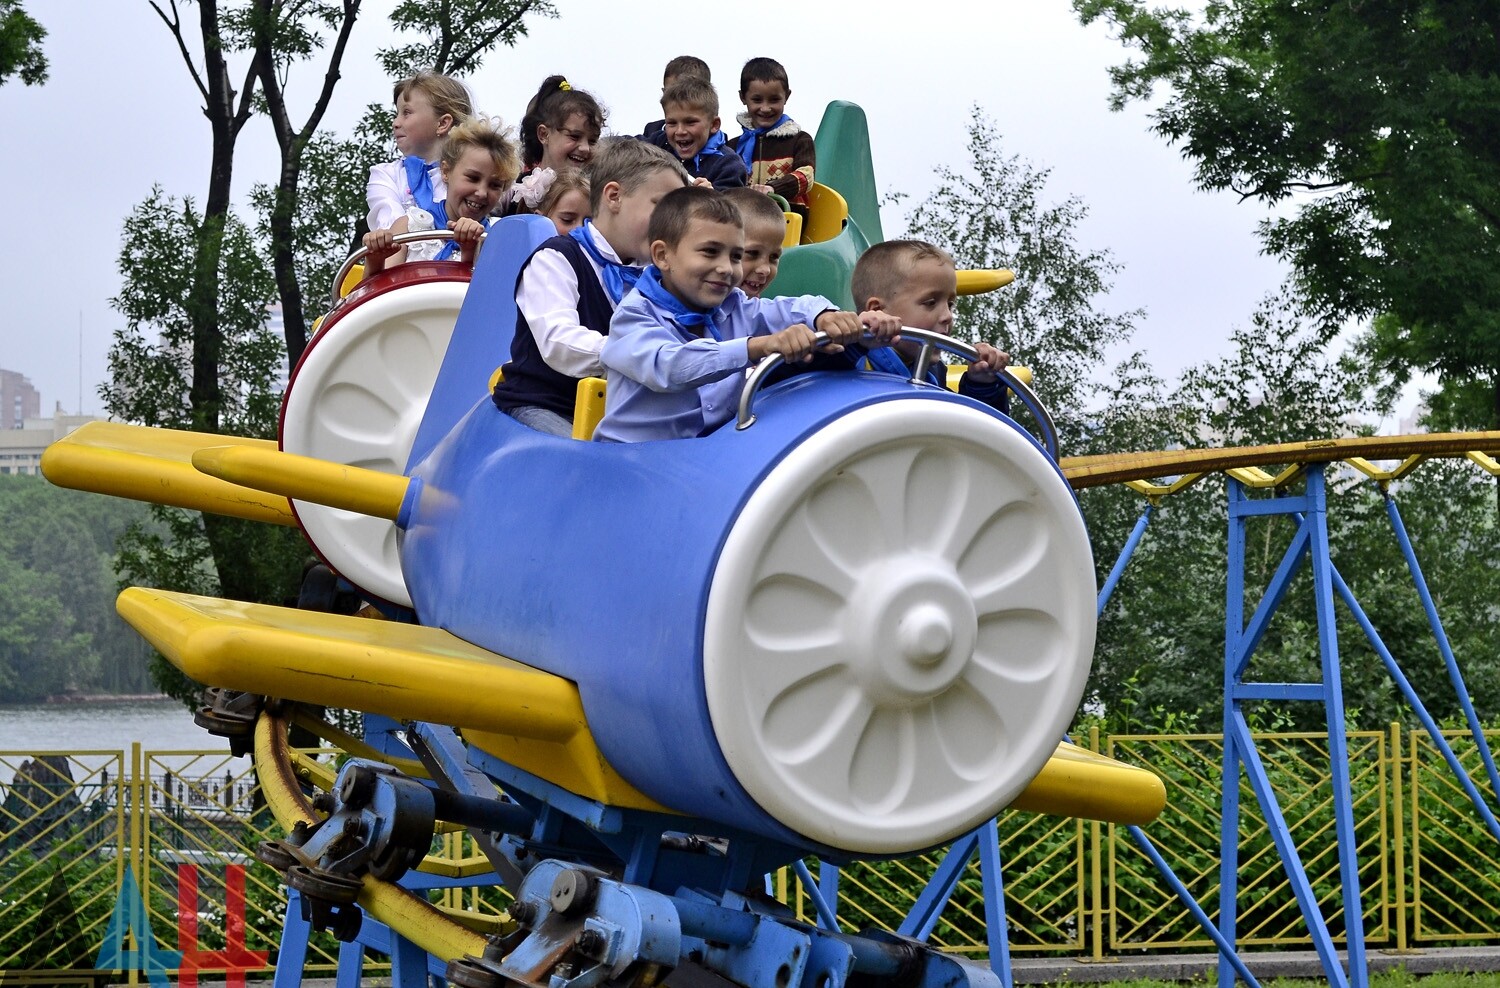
271 150 310 369
253 0 362 372
188 0 236 435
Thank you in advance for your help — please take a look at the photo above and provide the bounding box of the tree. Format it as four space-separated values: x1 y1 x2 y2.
0 477 154 702
901 107 1144 445
378 0 556 77
102 190 306 703
239 0 361 369
1074 0 1500 428
0 0 46 86
244 0 557 368
1079 285 1500 733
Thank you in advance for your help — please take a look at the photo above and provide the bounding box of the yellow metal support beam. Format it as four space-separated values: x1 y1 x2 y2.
192 444 410 521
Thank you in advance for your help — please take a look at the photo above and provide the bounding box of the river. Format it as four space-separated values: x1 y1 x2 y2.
0 698 229 786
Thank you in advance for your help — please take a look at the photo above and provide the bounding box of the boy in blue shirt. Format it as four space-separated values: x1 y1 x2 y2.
850 240 1011 412
596 187 900 442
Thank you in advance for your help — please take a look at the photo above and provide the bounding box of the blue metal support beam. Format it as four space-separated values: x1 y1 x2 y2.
1219 469 1365 988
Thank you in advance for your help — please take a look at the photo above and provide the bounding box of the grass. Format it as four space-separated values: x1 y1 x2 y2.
1086 973 1500 988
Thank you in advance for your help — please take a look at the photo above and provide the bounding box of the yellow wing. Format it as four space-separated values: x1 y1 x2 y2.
118 586 1165 825
41 421 296 525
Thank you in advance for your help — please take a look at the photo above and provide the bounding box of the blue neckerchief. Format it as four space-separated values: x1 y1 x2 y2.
425 200 462 260
432 209 496 262
691 130 727 173
635 266 723 339
401 155 442 218
570 220 641 305
737 114 791 171
864 345 943 385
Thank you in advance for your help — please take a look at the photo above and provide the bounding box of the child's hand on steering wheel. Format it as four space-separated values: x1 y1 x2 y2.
965 342 1010 384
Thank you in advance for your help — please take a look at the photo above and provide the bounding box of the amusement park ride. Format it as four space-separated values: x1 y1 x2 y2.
42 102 1500 988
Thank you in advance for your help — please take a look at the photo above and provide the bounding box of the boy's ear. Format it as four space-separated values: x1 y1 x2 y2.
709 116 721 135
649 239 671 268
863 297 886 313
437 113 454 137
601 180 624 212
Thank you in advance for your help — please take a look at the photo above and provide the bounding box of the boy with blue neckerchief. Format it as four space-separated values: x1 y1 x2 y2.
596 187 900 443
729 58 815 221
492 139 689 437
649 78 748 190
850 240 1011 412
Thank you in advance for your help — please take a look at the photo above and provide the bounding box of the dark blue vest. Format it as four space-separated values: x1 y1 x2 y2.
492 236 616 419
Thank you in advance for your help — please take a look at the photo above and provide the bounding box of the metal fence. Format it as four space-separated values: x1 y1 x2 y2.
2 726 1496 982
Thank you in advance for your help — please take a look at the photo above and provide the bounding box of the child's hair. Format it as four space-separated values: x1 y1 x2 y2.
664 55 711 84
584 137 690 213
392 71 474 125
537 169 590 216
647 187 742 250
520 75 606 167
661 77 719 118
739 57 790 95
851 240 956 306
440 116 522 187
722 188 787 230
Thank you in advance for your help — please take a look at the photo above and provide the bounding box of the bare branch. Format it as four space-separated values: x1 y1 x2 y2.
298 0 362 142
231 51 262 138
149 0 211 104
449 0 545 74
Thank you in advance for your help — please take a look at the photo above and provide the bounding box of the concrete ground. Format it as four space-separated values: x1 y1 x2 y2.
1011 945 1500 983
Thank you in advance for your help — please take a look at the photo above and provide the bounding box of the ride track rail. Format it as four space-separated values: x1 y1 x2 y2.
1057 430 1500 493
252 708 490 964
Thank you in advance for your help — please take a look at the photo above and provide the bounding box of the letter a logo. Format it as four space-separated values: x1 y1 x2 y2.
95 865 183 988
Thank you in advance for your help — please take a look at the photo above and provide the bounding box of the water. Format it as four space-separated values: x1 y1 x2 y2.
0 698 228 768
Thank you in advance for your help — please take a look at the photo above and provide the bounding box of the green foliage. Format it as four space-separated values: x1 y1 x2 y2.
102 189 306 704
103 188 282 437
379 0 558 77
901 108 1144 438
250 103 391 310
0 476 153 702
1074 0 1500 426
1079 288 1500 733
0 0 46 86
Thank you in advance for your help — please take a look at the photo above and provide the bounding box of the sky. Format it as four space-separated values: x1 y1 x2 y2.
0 0 1290 418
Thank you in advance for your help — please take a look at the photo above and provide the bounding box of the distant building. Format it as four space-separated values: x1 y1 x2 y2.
1 369 41 430
0 399 101 477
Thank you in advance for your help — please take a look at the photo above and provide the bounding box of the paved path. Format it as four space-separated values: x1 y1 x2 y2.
1011 945 1500 983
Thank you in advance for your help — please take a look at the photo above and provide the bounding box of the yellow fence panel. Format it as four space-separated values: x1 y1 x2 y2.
0 751 125 974
9 723 1500 979
1106 731 1390 952
1409 729 1500 944
138 746 344 976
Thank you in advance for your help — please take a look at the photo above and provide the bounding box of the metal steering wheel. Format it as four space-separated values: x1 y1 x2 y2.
735 326 1058 460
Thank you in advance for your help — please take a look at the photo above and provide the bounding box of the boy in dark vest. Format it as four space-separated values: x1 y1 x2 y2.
493 138 690 436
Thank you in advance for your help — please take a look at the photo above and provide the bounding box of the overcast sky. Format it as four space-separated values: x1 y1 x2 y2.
0 0 1290 418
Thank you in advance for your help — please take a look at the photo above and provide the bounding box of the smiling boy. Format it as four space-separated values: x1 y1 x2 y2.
722 188 787 296
648 78 747 190
596 187 899 442
729 58 815 220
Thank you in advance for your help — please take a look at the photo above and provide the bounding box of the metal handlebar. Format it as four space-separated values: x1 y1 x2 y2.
734 326 1058 460
329 229 487 308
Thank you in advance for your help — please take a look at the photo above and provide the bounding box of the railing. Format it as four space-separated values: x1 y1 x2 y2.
2 726 1497 981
